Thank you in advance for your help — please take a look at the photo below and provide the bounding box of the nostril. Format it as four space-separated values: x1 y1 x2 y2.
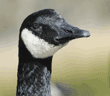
63 29 72 33
66 30 72 33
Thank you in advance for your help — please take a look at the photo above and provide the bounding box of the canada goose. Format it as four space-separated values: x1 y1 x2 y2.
17 9 90 96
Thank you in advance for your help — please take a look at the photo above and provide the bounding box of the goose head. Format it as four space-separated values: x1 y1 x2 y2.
19 9 90 59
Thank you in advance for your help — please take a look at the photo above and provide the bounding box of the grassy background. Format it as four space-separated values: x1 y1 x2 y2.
0 0 110 96
52 30 110 96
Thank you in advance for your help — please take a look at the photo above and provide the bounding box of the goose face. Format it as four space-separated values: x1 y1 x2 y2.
20 9 90 58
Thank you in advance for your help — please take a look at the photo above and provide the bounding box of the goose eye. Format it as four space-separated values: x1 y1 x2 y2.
33 23 40 29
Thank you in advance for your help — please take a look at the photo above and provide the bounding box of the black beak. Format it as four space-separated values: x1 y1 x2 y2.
55 22 90 43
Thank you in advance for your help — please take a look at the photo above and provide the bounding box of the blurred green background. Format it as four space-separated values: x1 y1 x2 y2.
0 0 110 96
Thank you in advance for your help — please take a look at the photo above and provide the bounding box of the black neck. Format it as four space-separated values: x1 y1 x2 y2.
17 37 53 96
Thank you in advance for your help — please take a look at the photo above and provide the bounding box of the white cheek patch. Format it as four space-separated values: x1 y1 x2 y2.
21 28 65 58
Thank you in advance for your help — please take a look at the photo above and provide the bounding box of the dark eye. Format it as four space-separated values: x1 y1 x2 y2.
33 23 40 29
43 25 49 30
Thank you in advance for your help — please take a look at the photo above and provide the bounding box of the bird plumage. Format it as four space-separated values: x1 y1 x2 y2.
17 9 90 96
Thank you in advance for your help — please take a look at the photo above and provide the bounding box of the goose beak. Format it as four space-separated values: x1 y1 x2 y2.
71 28 90 38
55 22 90 43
